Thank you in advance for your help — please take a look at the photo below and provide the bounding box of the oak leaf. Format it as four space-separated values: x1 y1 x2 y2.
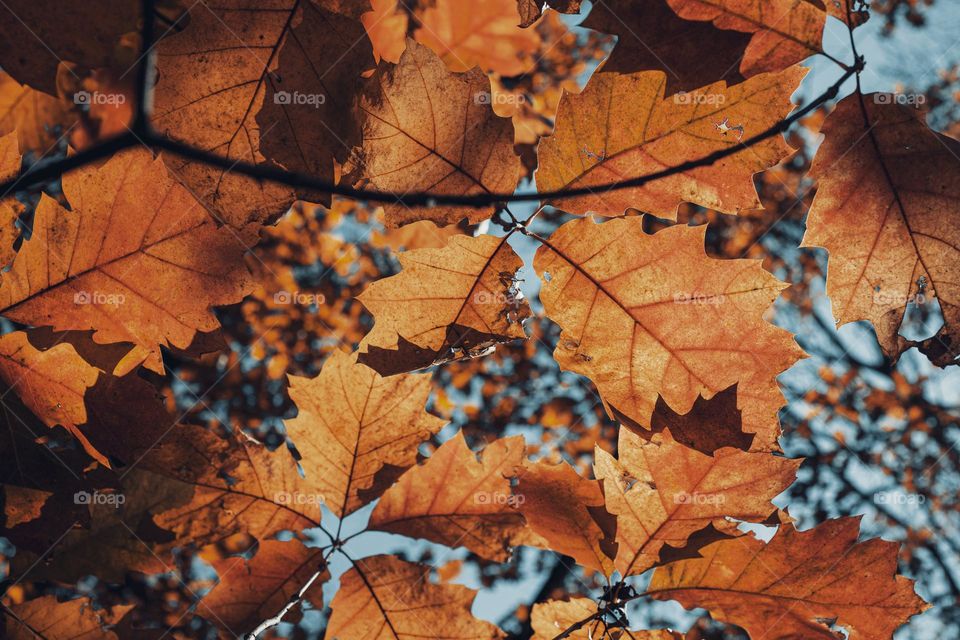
415 0 540 76
802 94 960 364
202 539 328 635
357 233 530 375
0 149 255 374
284 349 446 518
665 0 834 77
369 432 527 561
515 458 616 575
153 0 297 227
536 66 806 218
0 330 101 462
363 0 409 64
4 596 132 640
648 517 929 639
371 217 465 251
595 428 800 576
531 598 680 639
327 554 504 639
9 422 326 583
0 415 94 557
0 71 75 156
256 0 375 206
534 218 805 450
346 40 520 228
0 1 138 94
582 0 752 94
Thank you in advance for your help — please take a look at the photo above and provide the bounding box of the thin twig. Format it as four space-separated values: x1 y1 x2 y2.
0 66 858 209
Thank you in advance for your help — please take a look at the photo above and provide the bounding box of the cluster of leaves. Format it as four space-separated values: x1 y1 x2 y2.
0 0 956 639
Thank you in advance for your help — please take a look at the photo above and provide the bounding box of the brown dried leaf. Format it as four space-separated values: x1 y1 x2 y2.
802 94 960 364
665 0 828 77
515 458 616 575
0 149 255 374
370 432 527 561
357 233 530 375
0 330 101 461
153 0 297 227
649 518 929 640
537 66 806 217
202 539 328 635
328 555 504 639
595 428 800 576
0 130 22 268
0 71 75 156
531 598 680 639
284 349 446 518
346 40 520 228
0 1 138 94
256 0 375 206
5 596 132 640
534 218 805 451
415 0 540 76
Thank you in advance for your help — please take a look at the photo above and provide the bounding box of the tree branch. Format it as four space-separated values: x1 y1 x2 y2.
0 66 858 209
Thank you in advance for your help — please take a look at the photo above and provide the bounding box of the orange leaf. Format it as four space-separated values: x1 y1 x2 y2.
256 0 375 206
537 66 806 217
363 0 409 64
0 331 101 462
4 596 132 640
531 598 680 639
666 0 829 77
370 432 527 561
153 0 297 226
357 234 530 375
649 518 929 640
0 71 75 156
284 349 446 518
534 218 805 451
582 0 752 95
0 149 255 374
415 0 540 76
802 94 960 364
327 554 504 639
202 539 328 635
595 428 800 576
515 458 617 575
346 40 520 228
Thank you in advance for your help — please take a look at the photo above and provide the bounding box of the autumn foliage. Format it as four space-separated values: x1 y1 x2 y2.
0 0 953 639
